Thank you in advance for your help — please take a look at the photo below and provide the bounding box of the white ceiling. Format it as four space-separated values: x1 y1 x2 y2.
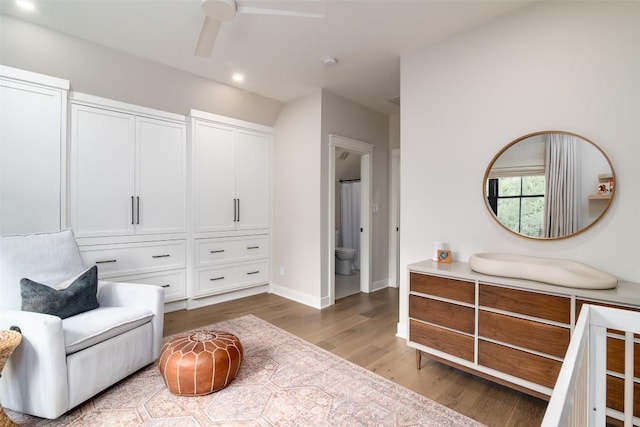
0 0 534 115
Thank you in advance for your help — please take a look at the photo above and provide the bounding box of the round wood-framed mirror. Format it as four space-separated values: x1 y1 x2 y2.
483 131 615 240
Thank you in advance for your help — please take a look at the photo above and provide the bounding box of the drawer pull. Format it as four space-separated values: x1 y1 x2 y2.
210 276 225 281
152 254 171 258
95 259 117 264
162 284 171 288
247 246 260 250
247 271 260 275
210 249 225 254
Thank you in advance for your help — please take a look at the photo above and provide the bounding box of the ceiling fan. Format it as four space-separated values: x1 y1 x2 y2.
195 0 324 57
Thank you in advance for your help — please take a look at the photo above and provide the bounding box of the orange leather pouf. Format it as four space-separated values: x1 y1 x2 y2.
159 330 243 396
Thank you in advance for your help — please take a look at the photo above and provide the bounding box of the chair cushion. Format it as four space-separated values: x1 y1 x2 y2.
62 306 154 355
20 266 99 319
1 229 86 310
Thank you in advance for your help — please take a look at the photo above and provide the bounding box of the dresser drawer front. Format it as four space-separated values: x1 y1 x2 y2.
606 375 640 418
116 269 186 302
409 295 474 334
478 339 561 389
410 320 474 362
80 240 186 278
479 284 570 324
478 310 570 358
410 272 474 304
196 235 269 267
196 261 269 297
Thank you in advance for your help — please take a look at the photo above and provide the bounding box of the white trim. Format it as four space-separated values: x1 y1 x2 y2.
388 148 400 288
371 279 389 292
328 134 374 306
70 92 186 123
0 65 69 90
270 282 324 309
189 109 273 134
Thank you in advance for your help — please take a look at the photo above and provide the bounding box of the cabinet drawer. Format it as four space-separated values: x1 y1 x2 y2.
409 295 474 334
80 240 186 278
410 272 474 304
195 235 269 267
478 339 562 389
478 310 570 358
410 320 474 362
576 299 640 339
606 336 640 377
116 269 186 302
479 284 570 324
196 260 268 298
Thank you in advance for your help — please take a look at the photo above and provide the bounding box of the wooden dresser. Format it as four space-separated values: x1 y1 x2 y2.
408 260 640 422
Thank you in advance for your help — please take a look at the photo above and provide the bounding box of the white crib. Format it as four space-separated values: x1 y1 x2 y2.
543 304 640 426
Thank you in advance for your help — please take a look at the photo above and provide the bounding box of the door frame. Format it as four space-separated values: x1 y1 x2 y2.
328 134 374 306
388 148 400 287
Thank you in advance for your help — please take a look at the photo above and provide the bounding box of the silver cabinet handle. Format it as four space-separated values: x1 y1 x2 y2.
152 254 171 258
161 284 171 288
246 271 259 275
247 246 260 250
210 276 225 281
210 249 225 254
136 196 140 225
95 259 117 264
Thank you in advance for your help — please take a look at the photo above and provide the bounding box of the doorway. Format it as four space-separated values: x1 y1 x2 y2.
328 134 373 306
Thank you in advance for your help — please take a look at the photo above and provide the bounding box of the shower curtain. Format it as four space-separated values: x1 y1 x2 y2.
340 181 361 271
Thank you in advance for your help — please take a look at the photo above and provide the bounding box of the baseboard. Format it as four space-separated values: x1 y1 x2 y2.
371 279 389 292
186 284 269 310
270 282 323 309
164 299 187 313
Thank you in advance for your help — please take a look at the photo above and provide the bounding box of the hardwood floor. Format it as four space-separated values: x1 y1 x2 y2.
164 288 547 426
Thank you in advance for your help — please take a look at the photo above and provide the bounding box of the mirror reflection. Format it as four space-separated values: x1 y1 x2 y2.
483 131 615 240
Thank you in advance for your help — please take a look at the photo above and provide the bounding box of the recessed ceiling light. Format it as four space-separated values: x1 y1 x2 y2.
16 0 35 11
232 73 244 83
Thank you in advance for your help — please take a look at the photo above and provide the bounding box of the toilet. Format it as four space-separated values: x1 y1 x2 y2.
335 231 355 275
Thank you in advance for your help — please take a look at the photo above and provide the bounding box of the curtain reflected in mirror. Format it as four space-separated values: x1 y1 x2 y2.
484 131 615 240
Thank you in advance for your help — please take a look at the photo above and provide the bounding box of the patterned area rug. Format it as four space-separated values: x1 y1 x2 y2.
8 315 483 426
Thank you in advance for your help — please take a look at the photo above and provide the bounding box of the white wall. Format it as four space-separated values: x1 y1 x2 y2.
321 90 390 296
272 89 390 307
271 91 323 305
0 15 283 125
399 1 640 337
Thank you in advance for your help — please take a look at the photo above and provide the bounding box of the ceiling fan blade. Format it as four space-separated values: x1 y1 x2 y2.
194 16 223 57
237 0 324 18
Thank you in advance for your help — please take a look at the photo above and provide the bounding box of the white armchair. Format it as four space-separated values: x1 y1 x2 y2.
0 230 164 419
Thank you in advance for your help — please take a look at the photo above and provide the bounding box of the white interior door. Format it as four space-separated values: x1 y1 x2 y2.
71 104 135 237
194 121 236 233
1 79 64 235
135 117 186 234
235 129 270 230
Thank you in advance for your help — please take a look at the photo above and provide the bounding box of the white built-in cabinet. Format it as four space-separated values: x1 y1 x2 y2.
70 97 186 238
192 111 270 233
70 94 188 306
0 66 69 235
190 110 272 303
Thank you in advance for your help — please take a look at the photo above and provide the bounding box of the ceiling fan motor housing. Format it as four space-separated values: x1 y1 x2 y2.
201 0 237 22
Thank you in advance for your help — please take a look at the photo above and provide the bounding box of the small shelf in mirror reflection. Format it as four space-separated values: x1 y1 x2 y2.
588 194 611 200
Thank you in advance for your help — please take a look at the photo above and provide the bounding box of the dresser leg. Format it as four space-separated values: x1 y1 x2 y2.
416 349 422 370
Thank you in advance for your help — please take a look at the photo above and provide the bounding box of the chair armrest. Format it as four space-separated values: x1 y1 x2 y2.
0 310 69 419
97 281 165 359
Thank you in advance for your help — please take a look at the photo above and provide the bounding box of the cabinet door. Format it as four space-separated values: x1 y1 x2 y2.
1 79 64 234
235 129 270 230
193 121 236 233
135 117 186 235
71 105 135 237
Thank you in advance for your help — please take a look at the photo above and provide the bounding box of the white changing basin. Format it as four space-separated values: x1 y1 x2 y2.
469 252 618 290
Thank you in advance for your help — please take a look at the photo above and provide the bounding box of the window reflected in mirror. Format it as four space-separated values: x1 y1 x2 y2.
483 131 615 240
